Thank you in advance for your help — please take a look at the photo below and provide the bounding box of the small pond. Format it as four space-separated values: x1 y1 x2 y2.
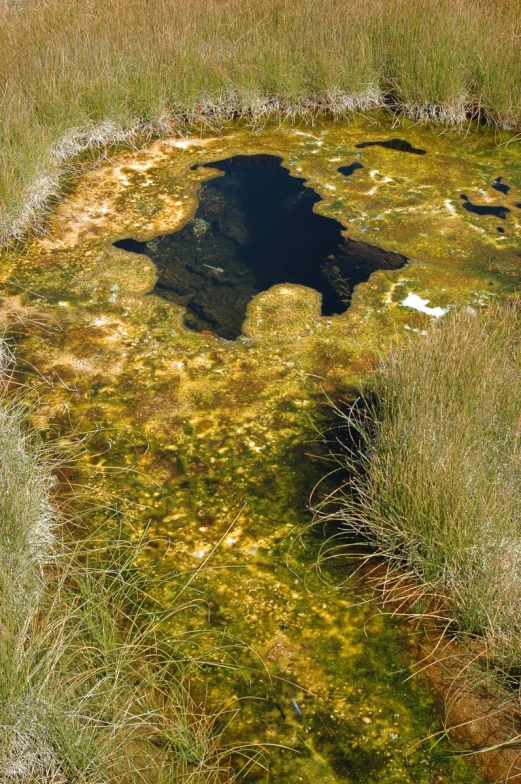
114 153 406 338
1 112 521 782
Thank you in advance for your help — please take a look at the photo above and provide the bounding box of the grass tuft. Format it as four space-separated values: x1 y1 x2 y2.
332 299 521 670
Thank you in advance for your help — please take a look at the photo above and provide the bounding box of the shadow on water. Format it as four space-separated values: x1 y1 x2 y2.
114 154 406 339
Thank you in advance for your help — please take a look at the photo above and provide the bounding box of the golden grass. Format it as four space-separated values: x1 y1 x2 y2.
0 0 520 244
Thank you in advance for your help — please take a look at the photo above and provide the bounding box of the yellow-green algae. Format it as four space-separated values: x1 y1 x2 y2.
1 112 520 782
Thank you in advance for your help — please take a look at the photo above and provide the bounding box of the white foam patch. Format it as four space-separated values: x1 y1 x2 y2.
401 293 449 318
444 199 456 214
170 139 205 149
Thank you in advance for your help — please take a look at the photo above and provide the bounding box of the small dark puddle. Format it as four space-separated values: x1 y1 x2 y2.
355 139 426 155
114 154 406 339
338 162 364 176
460 194 510 220
492 176 510 195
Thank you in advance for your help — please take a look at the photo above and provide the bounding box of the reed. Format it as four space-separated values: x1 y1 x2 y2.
1 0 520 244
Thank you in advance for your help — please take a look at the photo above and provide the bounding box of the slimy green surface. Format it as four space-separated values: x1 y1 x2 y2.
2 113 520 781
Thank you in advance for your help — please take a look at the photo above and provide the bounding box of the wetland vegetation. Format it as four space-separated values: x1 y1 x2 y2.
334 298 521 664
1 1 521 782
328 298 521 779
1 115 520 781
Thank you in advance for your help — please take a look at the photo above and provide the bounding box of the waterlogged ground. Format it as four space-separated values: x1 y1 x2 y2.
2 113 521 781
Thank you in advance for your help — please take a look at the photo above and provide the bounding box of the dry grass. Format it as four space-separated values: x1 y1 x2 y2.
0 0 520 245
331 299 521 670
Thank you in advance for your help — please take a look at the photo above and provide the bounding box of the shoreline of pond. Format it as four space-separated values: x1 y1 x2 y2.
2 104 520 252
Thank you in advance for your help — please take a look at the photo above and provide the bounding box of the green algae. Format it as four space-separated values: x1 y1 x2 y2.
1 112 520 781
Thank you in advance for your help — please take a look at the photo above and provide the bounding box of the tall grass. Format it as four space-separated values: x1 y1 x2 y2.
0 340 235 782
1 0 520 244
334 300 521 669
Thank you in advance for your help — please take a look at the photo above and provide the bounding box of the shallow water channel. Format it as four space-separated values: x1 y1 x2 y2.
2 113 521 781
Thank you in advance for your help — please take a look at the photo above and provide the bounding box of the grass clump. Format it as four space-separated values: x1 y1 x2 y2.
0 340 235 783
0 0 521 244
335 300 521 669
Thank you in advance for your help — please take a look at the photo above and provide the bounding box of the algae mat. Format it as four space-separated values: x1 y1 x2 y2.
2 113 521 782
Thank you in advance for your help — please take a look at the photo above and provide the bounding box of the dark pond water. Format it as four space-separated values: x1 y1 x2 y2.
492 176 510 195
355 139 426 155
460 193 510 219
338 162 364 177
114 154 406 339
